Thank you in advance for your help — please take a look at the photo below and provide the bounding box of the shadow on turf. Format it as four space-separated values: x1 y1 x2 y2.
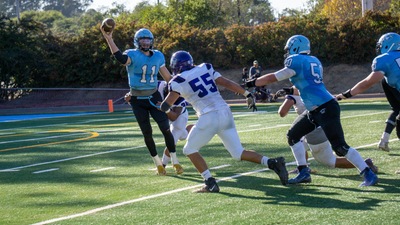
214 174 397 210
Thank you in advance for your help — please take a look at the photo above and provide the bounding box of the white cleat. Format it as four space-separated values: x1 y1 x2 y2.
377 139 390 152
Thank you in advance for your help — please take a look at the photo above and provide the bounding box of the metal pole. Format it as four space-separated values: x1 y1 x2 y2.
16 0 21 23
362 0 373 16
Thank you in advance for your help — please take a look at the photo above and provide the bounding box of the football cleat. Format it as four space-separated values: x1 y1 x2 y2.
359 167 378 187
288 167 312 184
377 139 390 152
364 158 378 174
156 165 166 176
268 157 288 185
173 164 184 174
194 177 220 193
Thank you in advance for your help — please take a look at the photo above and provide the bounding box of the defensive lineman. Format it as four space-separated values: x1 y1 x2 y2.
160 51 288 192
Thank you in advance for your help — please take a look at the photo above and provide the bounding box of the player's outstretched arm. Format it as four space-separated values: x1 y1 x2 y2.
215 76 257 111
246 73 278 88
336 71 384 100
100 24 130 66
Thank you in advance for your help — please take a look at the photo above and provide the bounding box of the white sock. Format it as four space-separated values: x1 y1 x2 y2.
201 169 212 180
291 141 307 166
161 154 170 166
169 152 179 165
344 147 367 172
152 155 163 167
261 156 270 167
381 132 390 142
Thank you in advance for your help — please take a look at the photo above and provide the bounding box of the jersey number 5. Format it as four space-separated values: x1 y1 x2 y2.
310 63 323 84
189 73 218 98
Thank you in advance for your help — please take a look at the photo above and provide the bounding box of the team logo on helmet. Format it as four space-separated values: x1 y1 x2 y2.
376 32 400 55
284 35 311 58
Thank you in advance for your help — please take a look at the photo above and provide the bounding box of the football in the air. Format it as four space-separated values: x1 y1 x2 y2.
101 18 115 33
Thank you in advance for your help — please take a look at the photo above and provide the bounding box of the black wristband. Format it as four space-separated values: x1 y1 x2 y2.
342 89 353 98
113 50 128 64
160 101 171 112
283 87 294 95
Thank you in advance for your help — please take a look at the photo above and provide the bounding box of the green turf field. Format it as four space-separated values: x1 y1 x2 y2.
0 99 399 225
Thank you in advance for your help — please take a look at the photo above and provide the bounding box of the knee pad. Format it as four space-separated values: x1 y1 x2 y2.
386 119 396 126
309 141 336 168
286 130 302 146
332 145 349 157
182 146 197 156
230 149 243 161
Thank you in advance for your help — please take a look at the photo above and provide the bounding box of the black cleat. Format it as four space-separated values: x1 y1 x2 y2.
195 177 220 193
268 157 288 185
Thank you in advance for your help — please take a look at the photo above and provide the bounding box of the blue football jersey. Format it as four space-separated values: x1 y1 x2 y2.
285 54 334 110
124 49 166 91
372 51 400 91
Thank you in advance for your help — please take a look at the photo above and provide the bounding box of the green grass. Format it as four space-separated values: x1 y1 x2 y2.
0 98 399 225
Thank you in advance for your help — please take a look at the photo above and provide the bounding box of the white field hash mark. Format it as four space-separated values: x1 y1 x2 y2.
90 167 116 173
33 168 59 174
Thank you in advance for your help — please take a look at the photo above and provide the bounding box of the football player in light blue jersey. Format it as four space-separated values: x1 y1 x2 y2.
101 26 182 176
337 32 400 174
246 35 378 187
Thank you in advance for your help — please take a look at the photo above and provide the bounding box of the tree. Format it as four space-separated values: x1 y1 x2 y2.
320 0 361 22
389 0 400 17
246 0 275 25
166 0 225 28
0 0 93 18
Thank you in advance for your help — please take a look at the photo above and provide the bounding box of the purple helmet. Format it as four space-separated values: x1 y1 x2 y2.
170 51 194 75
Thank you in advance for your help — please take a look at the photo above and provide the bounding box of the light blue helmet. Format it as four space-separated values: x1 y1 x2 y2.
134 28 154 51
376 32 400 55
284 35 311 58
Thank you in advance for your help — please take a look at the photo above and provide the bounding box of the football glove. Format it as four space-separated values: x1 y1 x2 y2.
245 93 257 112
274 89 286 98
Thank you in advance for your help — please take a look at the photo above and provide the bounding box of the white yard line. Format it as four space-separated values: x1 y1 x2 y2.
90 167 116 173
0 146 139 172
30 138 395 224
32 168 59 174
31 166 273 225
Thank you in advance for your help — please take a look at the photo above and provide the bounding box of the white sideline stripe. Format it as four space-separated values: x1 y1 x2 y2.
0 169 20 172
90 167 116 173
0 132 87 145
31 166 276 225
33 168 59 174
